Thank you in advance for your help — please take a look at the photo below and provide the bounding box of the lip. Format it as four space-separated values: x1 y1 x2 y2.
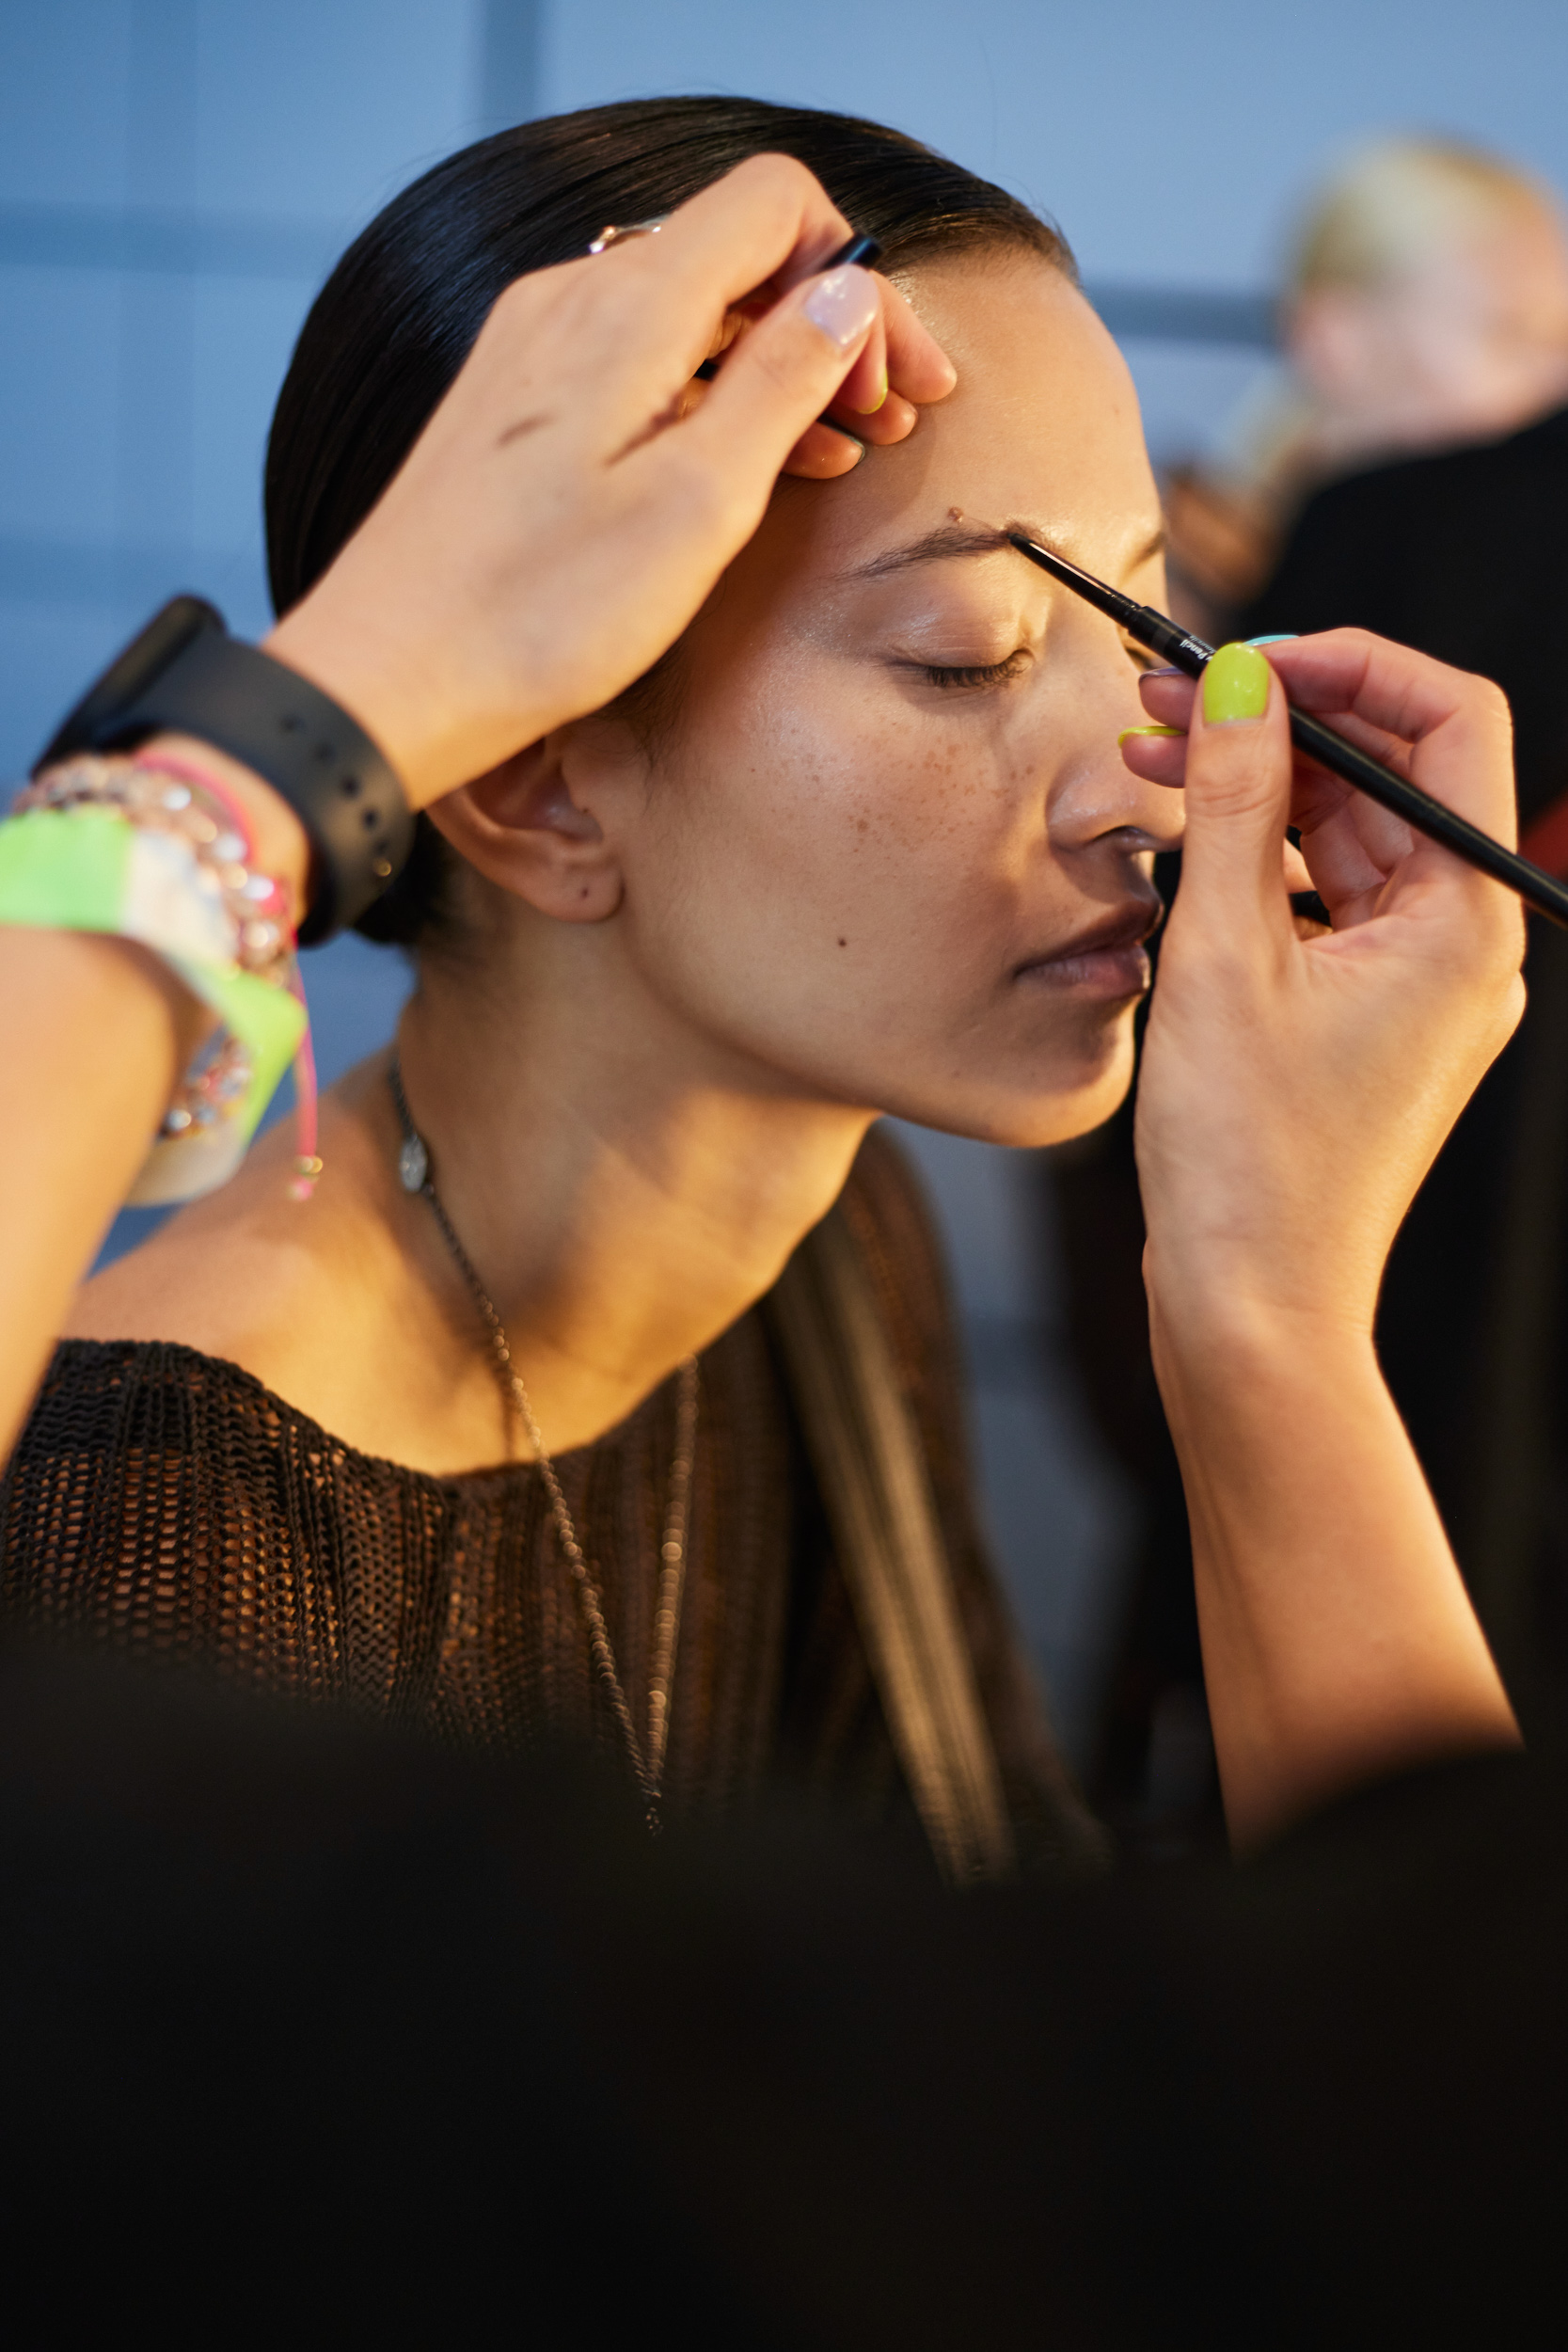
1014 898 1162 999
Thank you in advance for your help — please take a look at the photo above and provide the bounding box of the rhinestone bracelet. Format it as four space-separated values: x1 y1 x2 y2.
4 751 320 1203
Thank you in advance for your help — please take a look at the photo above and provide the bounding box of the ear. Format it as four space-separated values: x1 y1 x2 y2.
425 728 627 923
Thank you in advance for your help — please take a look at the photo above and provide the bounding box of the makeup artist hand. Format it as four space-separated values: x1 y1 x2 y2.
0 155 953 1475
1129 631 1523 1329
264 153 956 813
1122 632 1523 1843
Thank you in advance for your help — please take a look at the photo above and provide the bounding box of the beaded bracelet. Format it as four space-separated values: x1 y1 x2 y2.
0 751 321 1205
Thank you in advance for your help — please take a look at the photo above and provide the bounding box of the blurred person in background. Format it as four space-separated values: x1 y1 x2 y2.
1243 231 1568 1739
1164 136 1568 641
1056 134 1568 1844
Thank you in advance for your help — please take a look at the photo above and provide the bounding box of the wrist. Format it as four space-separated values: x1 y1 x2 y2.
264 577 554 815
1148 1284 1380 1432
37 597 412 944
263 600 463 815
137 733 312 931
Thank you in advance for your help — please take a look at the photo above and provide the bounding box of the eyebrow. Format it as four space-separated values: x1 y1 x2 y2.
850 517 1167 586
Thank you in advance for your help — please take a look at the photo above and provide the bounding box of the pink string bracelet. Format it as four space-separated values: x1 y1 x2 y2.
129 750 256 858
129 748 323 1201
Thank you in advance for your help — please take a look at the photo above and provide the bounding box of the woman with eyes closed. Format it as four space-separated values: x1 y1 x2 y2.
0 98 1525 1867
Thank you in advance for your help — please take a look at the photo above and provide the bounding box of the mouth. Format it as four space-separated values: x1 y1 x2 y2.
1014 898 1162 1002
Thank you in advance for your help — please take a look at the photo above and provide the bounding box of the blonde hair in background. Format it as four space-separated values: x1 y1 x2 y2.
1165 135 1568 623
1192 135 1568 547
1291 136 1558 297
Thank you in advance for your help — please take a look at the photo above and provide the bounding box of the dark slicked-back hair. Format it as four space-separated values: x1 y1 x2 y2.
265 96 1071 944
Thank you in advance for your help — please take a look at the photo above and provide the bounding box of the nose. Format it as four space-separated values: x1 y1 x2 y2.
1043 636 1186 863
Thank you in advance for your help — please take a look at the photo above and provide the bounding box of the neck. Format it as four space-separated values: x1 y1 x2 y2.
391 953 871 1454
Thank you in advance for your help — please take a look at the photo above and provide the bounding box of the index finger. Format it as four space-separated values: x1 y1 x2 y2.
1261 630 1517 847
829 270 958 414
1132 631 1520 881
652 152 858 306
644 158 955 409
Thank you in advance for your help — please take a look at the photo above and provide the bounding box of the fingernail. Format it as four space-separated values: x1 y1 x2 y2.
802 263 879 353
1246 632 1297 645
1202 641 1272 725
1118 724 1185 746
854 364 889 415
820 417 866 456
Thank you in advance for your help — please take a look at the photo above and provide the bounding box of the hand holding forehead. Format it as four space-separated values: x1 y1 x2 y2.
648 154 956 406
268 153 960 800
570 154 956 479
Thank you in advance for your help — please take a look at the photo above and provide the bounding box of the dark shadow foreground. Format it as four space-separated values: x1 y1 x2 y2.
2 1642 1561 2346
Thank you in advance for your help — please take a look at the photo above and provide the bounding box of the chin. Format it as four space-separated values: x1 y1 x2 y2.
887 1025 1137 1152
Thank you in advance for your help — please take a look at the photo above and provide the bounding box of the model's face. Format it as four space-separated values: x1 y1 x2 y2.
607 253 1179 1147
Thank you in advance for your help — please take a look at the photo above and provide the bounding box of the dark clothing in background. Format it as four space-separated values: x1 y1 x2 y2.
1247 405 1568 1701
0 1129 1088 1867
3 1641 1564 2347
1245 402 1568 826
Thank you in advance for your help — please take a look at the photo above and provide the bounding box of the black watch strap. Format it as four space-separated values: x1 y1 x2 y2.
35 596 413 946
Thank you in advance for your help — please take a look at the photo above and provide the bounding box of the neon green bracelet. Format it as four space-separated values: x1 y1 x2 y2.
0 787 307 1205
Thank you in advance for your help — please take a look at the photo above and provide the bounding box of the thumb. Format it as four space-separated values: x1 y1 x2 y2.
1175 641 1296 940
684 261 879 487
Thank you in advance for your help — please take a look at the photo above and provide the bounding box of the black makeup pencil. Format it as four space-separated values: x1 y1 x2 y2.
1004 530 1568 930
694 232 883 384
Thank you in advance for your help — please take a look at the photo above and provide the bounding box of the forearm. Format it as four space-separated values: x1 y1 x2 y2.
0 930 196 1457
1153 1302 1519 1849
0 736 310 1462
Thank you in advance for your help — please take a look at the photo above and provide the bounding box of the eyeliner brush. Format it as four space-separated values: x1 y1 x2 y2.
1005 529 1568 930
694 231 883 385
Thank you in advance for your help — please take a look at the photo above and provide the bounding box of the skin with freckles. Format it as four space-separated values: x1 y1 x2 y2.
531 250 1178 1149
50 217 1528 1841
69 252 1180 1470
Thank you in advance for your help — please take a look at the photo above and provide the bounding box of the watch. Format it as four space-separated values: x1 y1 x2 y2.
35 596 413 946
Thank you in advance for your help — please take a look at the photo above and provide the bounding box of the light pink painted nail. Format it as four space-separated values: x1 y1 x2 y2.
801 264 879 352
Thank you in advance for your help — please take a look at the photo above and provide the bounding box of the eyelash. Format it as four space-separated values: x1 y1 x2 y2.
918 638 1157 693
920 650 1033 691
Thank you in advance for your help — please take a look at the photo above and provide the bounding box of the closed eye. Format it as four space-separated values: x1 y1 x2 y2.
919 649 1033 691
918 635 1152 691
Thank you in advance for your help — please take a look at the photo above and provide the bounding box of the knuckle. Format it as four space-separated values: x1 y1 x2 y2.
734 151 827 213
488 272 534 322
749 330 810 399
1190 739 1282 819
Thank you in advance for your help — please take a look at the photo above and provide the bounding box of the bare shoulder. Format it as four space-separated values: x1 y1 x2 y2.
59 1053 508 1472
64 1058 413 1407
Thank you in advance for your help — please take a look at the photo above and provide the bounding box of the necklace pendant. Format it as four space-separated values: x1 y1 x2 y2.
398 1132 429 1193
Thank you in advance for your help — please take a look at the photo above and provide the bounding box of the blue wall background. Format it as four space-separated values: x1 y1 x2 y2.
8 0 1567 786
5 0 1564 1755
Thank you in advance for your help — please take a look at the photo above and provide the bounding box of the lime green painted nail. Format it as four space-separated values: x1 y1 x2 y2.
1203 641 1271 725
1118 723 1185 746
856 364 890 415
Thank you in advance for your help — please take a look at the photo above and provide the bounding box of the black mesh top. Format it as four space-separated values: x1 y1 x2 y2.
0 1132 1096 1865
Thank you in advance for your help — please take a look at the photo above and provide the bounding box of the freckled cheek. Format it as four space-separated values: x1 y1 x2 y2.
703 702 1023 921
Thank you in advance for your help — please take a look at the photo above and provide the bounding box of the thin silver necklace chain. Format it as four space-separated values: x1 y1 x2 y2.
388 1060 697 1828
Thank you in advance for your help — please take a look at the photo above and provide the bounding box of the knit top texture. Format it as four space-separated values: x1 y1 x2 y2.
0 1130 1096 1866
